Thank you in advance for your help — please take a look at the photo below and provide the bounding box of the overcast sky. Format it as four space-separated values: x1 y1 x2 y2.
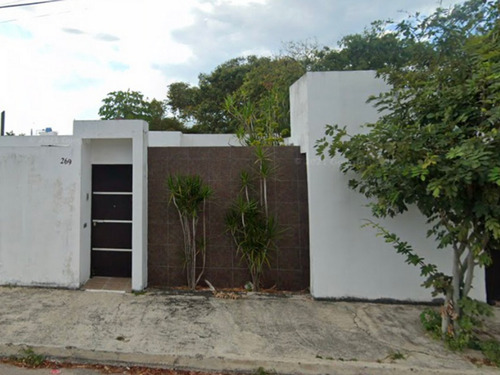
1 0 462 135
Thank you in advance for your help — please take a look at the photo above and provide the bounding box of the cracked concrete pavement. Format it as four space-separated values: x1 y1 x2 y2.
0 286 498 374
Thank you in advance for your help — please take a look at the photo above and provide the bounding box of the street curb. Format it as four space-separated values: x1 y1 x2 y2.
0 343 496 375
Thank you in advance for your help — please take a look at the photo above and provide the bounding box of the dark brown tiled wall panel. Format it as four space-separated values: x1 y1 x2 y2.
147 146 309 290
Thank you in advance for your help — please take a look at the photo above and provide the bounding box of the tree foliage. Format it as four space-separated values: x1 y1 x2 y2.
98 89 187 131
166 23 425 135
316 0 500 343
166 57 260 133
99 90 152 121
224 57 304 145
166 56 305 134
308 21 414 71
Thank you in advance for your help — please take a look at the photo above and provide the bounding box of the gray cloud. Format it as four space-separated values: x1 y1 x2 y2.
95 33 120 42
163 0 461 84
61 27 85 35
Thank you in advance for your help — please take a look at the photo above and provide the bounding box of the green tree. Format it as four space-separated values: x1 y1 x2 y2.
166 57 259 133
98 89 152 121
282 22 413 72
166 56 305 135
99 90 187 131
316 0 500 344
165 82 199 123
309 21 413 71
224 57 304 145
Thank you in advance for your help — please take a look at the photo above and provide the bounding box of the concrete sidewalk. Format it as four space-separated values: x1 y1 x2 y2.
0 287 498 375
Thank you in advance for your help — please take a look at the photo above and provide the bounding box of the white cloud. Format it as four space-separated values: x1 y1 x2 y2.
0 0 464 135
0 0 199 134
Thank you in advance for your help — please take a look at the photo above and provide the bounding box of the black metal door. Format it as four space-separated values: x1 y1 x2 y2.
91 165 132 277
486 249 500 304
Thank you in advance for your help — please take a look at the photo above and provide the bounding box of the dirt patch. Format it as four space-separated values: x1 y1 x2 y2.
1 358 241 375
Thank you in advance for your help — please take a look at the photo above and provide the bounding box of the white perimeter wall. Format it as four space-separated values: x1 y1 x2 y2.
0 136 83 288
290 71 486 301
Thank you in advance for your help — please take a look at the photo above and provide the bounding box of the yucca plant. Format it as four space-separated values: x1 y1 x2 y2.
225 147 281 291
226 197 279 291
167 174 212 290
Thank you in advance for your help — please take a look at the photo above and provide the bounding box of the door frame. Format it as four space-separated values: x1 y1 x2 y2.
77 120 148 291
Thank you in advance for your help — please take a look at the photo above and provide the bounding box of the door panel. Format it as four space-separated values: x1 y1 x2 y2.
486 250 500 304
92 194 132 221
91 164 132 278
92 165 132 192
91 251 132 278
92 222 132 249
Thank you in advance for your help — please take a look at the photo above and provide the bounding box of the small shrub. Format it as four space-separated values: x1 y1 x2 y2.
480 340 500 367
420 308 442 340
11 348 45 367
420 302 494 352
254 367 276 375
387 350 406 361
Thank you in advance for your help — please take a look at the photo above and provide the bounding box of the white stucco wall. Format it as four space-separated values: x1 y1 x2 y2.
79 139 92 284
89 139 132 164
290 71 486 301
0 136 83 288
0 120 149 290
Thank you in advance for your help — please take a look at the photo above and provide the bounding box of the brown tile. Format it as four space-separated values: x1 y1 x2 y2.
166 227 184 248
277 270 309 291
166 246 185 268
278 224 300 249
203 268 232 289
299 224 310 249
167 267 186 287
148 200 169 224
83 277 131 292
148 265 168 286
208 147 231 162
275 160 298 182
275 180 299 203
148 221 169 246
276 202 301 225
298 180 309 202
190 160 212 181
260 269 279 290
83 277 105 290
231 147 254 160
206 246 233 269
278 247 301 270
297 161 307 181
147 146 309 291
232 268 250 288
148 245 167 267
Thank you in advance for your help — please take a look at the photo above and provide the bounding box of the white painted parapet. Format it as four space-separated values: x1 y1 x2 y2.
148 131 240 147
290 71 486 301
